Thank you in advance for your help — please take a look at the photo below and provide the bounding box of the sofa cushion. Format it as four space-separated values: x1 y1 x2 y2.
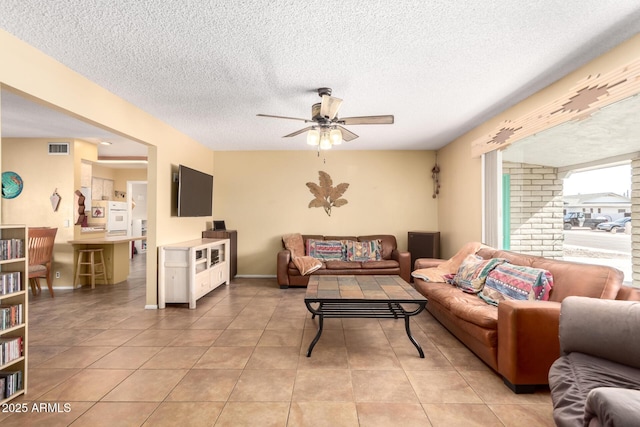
325 260 362 270
453 255 506 294
479 263 554 306
345 240 381 262
420 283 497 329
361 259 399 269
306 239 344 261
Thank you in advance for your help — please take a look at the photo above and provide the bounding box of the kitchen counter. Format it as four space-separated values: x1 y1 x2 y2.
68 235 147 285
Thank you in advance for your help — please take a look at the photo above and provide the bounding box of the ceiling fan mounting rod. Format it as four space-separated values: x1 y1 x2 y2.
317 87 332 97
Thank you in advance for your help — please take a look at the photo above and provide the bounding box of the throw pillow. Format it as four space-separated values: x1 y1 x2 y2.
306 239 344 261
479 263 554 306
345 240 381 262
453 255 506 294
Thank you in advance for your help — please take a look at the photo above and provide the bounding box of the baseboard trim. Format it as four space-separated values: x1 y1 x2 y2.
145 305 158 310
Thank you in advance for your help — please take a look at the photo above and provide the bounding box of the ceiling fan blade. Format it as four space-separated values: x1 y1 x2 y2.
340 115 394 125
337 126 358 141
257 113 309 122
320 95 343 120
283 126 314 138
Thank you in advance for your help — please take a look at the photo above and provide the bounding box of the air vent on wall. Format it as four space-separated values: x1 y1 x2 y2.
48 142 69 155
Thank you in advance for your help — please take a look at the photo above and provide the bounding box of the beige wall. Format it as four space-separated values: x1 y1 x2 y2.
436 34 640 258
214 150 438 275
2 137 78 284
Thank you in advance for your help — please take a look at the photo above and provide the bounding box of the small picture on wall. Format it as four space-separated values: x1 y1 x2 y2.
91 207 104 218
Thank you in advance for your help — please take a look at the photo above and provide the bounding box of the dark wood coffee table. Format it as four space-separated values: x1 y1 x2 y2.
304 275 428 358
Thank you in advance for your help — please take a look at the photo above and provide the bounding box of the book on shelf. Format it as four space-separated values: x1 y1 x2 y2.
0 336 23 365
0 272 21 295
0 304 23 330
0 239 24 261
0 371 23 399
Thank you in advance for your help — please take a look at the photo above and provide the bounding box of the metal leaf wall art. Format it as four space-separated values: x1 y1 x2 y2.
306 171 349 216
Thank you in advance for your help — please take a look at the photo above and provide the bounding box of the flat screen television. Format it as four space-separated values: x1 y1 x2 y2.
177 164 213 217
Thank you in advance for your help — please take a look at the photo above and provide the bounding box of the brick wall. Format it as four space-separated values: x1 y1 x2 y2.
632 158 640 286
503 162 564 258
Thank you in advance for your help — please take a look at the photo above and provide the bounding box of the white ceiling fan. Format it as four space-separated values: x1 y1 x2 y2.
257 88 394 149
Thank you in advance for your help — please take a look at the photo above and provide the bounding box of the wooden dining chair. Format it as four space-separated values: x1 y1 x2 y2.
28 227 58 297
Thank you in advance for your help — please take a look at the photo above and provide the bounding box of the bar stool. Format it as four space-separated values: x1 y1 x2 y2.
74 249 107 289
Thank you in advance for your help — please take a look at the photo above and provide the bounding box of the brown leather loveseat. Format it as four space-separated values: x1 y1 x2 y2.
277 234 410 288
412 245 637 393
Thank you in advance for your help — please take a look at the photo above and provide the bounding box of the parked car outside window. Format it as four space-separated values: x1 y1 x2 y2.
596 217 631 232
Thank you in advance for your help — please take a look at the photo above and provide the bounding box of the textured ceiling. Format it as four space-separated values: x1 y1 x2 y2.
1 1 640 154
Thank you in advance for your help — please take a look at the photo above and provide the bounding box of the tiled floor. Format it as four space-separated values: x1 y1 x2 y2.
2 256 554 426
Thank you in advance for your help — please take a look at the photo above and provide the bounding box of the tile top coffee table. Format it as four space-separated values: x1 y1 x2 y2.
304 275 428 358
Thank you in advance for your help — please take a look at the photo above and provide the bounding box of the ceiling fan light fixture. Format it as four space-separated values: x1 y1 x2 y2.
307 128 320 146
330 128 342 145
319 130 332 150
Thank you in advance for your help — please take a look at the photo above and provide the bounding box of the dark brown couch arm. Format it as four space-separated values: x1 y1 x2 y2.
497 300 562 391
392 250 411 283
277 250 291 287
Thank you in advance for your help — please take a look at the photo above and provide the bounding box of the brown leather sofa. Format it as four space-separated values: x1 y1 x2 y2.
277 234 411 288
413 246 637 393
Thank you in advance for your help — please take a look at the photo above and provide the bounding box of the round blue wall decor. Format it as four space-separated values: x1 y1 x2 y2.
2 171 24 199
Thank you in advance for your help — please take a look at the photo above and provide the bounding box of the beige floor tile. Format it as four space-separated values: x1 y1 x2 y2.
26 345 71 367
459 370 552 405
124 329 182 346
21 368 81 401
213 328 264 346
356 402 432 427
297 346 350 369
347 346 402 370
39 369 132 401
258 329 303 347
215 401 289 427
188 315 236 329
226 315 272 330
405 370 483 404
265 316 307 330
288 401 359 427
245 346 300 370
395 346 455 371
38 346 116 369
143 402 225 427
89 346 162 369
167 329 222 346
71 402 159 427
292 369 353 402
301 328 346 350
166 369 242 401
102 369 188 401
140 346 207 369
193 346 254 369
438 346 493 371
489 403 556 427
423 403 504 427
344 328 391 348
77 328 142 346
352 370 418 402
149 315 199 329
229 369 296 401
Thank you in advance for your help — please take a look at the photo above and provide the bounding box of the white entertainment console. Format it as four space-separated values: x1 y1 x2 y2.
158 238 230 309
